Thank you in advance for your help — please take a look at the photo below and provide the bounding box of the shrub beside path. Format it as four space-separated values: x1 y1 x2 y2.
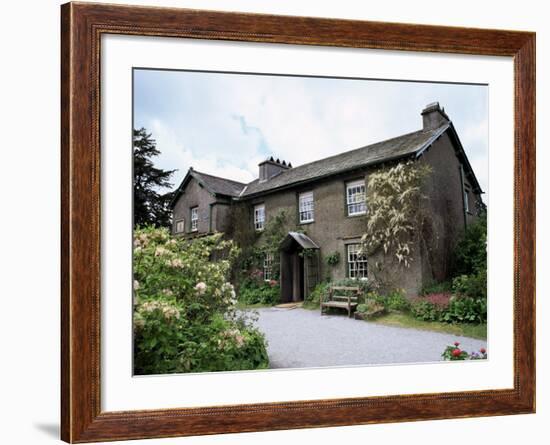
249 307 487 369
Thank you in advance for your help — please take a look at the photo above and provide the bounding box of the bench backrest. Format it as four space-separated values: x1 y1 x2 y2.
330 286 360 302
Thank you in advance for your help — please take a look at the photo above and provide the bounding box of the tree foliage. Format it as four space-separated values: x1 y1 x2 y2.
133 128 176 228
452 212 487 276
133 226 268 374
361 160 432 267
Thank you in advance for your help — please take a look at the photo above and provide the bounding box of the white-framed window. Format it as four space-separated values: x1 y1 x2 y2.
463 188 470 213
346 179 366 216
347 243 368 279
254 204 265 231
190 207 198 232
298 191 315 223
263 252 274 281
175 219 185 234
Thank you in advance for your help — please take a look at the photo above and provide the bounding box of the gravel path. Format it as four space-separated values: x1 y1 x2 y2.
248 307 487 369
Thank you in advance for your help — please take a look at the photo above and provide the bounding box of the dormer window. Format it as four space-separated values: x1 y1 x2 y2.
254 204 265 231
346 180 366 216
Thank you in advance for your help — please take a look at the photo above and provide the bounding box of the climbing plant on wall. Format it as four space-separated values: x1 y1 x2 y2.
361 160 432 268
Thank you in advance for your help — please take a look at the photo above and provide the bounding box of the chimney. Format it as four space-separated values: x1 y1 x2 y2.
421 102 450 131
258 157 292 182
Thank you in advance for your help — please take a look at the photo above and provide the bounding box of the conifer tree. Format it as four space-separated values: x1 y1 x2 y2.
133 128 176 228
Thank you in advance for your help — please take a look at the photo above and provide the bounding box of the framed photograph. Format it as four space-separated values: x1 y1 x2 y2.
61 2 535 442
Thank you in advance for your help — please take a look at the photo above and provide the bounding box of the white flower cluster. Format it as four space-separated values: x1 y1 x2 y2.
154 246 169 257
218 328 245 349
221 282 237 306
195 282 207 295
134 233 150 248
140 300 180 321
165 258 185 268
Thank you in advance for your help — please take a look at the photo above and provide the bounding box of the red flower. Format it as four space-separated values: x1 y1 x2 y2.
480 347 486 354
454 341 460 347
452 348 462 357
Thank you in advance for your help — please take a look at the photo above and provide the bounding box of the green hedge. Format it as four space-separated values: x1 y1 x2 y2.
238 279 280 305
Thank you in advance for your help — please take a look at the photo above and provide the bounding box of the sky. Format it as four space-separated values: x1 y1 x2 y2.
133 69 488 198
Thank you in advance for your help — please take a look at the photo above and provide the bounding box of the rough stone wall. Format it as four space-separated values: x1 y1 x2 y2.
417 132 483 284
242 170 425 296
212 201 233 233
171 178 215 235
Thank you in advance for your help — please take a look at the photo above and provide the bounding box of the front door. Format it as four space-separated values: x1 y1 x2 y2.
280 249 304 303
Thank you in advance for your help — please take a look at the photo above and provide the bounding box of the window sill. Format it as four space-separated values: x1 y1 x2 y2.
299 220 315 225
347 212 366 218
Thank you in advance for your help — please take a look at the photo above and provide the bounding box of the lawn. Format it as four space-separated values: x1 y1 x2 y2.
371 312 487 340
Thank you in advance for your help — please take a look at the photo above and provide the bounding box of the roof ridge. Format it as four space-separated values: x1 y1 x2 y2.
248 127 434 185
192 169 247 186
239 124 449 197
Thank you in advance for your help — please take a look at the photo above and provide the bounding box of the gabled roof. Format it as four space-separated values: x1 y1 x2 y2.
171 168 246 206
280 232 320 251
239 124 450 198
171 115 483 206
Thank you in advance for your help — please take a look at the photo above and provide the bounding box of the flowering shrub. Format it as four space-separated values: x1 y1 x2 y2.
441 342 487 361
133 226 269 374
361 160 432 267
238 269 280 305
410 292 452 321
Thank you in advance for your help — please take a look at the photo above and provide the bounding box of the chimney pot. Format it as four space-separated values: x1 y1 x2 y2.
421 102 450 130
258 156 292 182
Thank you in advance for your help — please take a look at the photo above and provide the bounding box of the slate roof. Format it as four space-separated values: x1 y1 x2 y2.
190 170 246 197
171 118 484 207
239 124 449 198
171 168 246 206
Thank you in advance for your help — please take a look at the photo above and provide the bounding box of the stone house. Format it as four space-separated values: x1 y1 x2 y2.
170 103 484 301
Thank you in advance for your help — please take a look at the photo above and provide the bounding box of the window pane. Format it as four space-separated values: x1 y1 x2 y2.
191 207 198 231
263 252 273 281
346 180 366 215
347 243 367 279
299 191 314 222
254 204 265 230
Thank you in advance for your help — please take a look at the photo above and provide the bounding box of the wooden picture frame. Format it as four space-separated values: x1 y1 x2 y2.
61 2 535 442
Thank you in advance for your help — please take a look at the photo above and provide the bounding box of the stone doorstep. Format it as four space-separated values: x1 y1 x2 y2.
275 302 303 309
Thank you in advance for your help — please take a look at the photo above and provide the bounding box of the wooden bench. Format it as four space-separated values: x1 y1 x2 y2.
320 286 360 317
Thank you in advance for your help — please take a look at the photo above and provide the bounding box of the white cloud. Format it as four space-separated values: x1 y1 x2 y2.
134 70 488 199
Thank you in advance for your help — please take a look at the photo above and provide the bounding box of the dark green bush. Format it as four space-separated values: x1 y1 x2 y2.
442 296 487 324
238 278 280 305
452 270 487 300
134 307 269 374
384 289 410 311
453 213 487 276
410 292 486 324
421 281 452 295
307 282 330 304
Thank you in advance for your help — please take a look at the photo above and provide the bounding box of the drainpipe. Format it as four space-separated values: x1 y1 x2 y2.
459 164 468 228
